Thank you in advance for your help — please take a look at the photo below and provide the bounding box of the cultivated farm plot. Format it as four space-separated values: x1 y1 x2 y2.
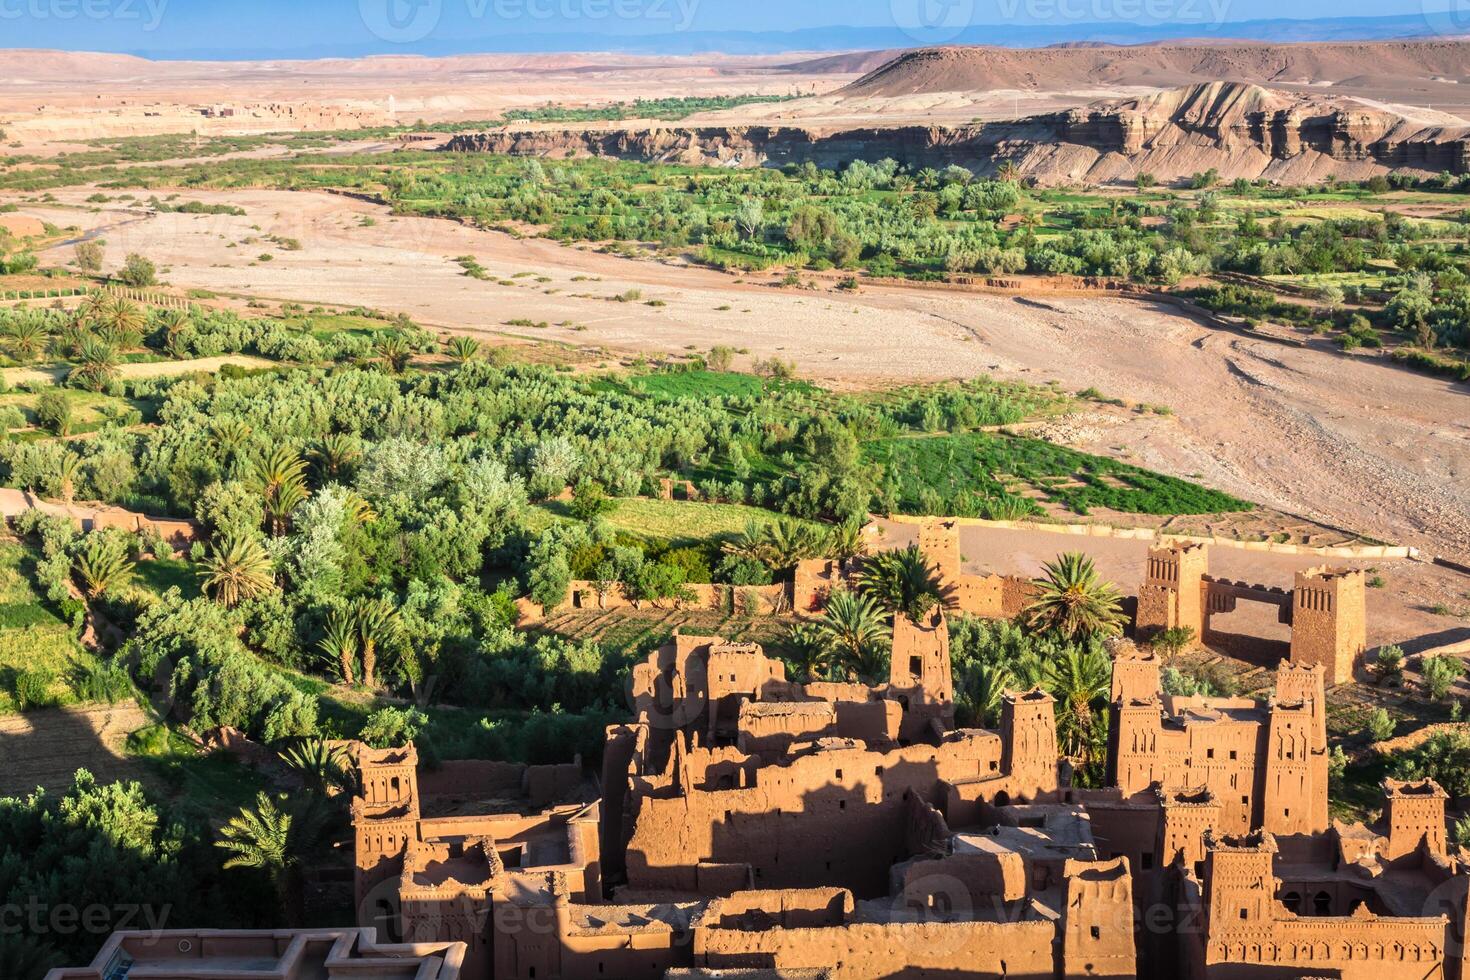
0 701 151 797
542 607 791 652
863 432 1252 519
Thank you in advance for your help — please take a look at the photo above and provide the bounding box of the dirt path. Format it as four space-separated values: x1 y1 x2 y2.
26 188 1470 562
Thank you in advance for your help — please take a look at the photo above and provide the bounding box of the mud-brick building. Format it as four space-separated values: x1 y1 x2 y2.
1107 643 1330 838
1137 540 1367 684
1176 778 1467 979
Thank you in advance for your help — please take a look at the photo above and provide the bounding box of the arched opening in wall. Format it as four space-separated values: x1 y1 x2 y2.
375 899 400 942
389 776 401 797
994 791 1011 808
1282 891 1301 915
1312 891 1332 916
1202 585 1292 665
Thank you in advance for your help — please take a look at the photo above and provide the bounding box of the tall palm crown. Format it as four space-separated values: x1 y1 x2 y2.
1044 644 1113 761
250 445 309 536
856 544 952 621
199 533 275 608
816 589 891 683
1022 552 1126 642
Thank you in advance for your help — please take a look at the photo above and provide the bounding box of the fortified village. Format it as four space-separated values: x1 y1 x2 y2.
44 523 1460 980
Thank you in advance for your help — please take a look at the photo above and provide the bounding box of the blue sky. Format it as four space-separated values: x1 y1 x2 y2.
0 0 1454 59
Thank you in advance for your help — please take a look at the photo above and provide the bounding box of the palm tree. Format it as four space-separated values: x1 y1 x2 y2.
353 596 399 689
816 589 890 683
1022 552 1126 642
7 313 47 362
318 607 358 685
210 417 254 476
446 335 481 363
54 451 82 508
782 622 832 682
68 337 120 392
94 295 145 349
1045 644 1113 765
157 307 192 356
856 544 953 621
958 661 1013 728
722 518 829 572
250 445 309 536
375 334 412 374
72 533 135 600
825 519 868 562
199 533 275 607
996 160 1022 183
281 738 352 794
216 792 325 927
309 433 361 481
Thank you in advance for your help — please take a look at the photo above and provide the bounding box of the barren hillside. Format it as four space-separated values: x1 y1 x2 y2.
844 40 1470 110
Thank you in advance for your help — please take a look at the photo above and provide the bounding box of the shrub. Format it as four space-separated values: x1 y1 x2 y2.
117 253 156 288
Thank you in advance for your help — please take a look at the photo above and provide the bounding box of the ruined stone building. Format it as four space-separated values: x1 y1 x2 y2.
791 520 1035 622
341 620 1149 979
1138 540 1367 684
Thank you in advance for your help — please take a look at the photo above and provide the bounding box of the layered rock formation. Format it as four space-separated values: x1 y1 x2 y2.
444 82 1470 185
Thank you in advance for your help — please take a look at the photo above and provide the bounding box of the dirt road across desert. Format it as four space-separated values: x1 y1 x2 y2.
30 189 1470 562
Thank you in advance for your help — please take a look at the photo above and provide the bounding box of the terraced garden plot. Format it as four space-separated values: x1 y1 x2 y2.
863 432 1252 518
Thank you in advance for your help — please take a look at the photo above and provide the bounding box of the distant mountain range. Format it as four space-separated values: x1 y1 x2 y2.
132 12 1465 61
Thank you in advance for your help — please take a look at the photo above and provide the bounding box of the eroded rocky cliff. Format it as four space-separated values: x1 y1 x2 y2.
444 82 1470 186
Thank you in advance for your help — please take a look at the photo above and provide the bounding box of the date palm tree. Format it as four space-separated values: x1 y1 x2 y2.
353 596 399 689
958 661 1013 729
309 433 361 481
72 533 135 600
199 533 275 608
825 519 868 562
6 312 47 362
55 451 82 508
1022 552 1126 642
782 622 832 683
157 307 192 356
68 337 120 392
1045 644 1113 767
445 335 481 363
375 334 412 374
216 792 327 928
996 160 1022 183
281 738 353 794
816 589 890 683
250 445 309 536
318 606 358 686
856 544 953 621
94 295 145 349
209 417 254 477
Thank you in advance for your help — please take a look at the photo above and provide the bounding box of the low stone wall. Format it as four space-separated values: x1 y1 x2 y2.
884 513 1415 560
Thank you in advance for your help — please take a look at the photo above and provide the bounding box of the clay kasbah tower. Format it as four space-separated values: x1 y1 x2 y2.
47 528 1464 980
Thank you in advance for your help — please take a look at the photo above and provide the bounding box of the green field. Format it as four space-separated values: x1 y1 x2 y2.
863 432 1253 518
0 539 105 713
